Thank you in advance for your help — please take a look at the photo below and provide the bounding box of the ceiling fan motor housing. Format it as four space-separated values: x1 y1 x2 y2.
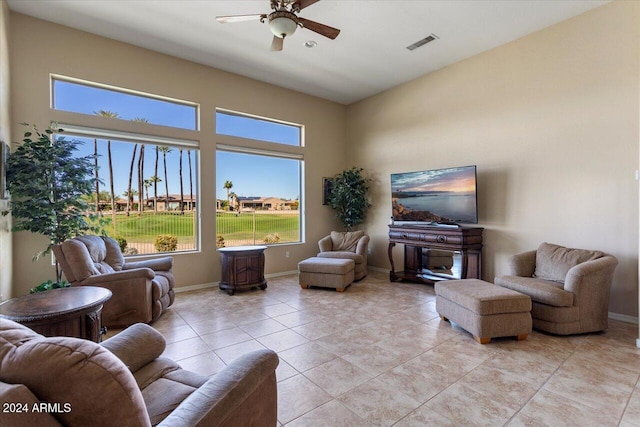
268 10 300 38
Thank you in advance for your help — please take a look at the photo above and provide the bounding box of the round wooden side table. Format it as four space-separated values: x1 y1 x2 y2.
218 245 268 295
0 286 112 342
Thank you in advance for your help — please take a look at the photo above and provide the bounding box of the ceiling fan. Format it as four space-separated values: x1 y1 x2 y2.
216 0 340 51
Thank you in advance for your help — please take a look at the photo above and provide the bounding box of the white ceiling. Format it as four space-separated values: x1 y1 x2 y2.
7 0 609 105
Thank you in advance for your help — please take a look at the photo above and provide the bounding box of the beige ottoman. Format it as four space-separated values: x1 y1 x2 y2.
435 279 532 344
298 257 355 292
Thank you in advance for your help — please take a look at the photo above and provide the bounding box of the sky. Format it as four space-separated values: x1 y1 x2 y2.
391 166 477 194
55 80 300 200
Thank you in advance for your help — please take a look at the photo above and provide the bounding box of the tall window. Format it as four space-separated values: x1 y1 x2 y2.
52 76 200 255
216 110 303 247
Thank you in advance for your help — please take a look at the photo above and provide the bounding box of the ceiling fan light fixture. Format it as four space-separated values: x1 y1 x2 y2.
268 11 299 38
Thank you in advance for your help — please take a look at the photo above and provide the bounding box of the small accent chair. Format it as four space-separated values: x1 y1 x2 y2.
52 235 175 328
495 242 618 335
317 231 369 281
0 319 279 427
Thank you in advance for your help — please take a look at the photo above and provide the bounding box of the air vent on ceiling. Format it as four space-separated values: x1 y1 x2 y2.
406 33 439 51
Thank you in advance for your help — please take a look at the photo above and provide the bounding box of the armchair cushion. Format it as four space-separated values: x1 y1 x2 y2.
494 276 574 307
330 231 364 252
534 242 604 283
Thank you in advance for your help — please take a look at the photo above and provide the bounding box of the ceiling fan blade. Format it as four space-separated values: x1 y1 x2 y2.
298 17 340 40
216 14 265 23
271 35 284 51
293 0 320 11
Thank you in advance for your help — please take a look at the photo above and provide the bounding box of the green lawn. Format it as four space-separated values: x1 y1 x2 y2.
97 211 300 247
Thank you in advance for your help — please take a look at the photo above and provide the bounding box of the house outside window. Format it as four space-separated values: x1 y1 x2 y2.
216 110 303 248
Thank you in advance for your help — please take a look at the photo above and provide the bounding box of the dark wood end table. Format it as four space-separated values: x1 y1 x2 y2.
218 245 268 295
0 286 112 342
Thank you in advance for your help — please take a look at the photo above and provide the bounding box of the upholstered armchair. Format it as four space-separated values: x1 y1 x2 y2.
0 319 279 427
52 236 175 328
495 242 618 335
317 231 369 281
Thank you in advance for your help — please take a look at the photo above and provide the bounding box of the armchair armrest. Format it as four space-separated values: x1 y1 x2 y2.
318 235 332 253
564 255 618 296
102 323 166 372
124 257 173 272
158 350 279 427
355 235 370 256
79 268 156 285
509 250 537 277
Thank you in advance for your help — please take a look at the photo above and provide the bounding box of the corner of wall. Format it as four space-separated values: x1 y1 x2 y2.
0 0 13 301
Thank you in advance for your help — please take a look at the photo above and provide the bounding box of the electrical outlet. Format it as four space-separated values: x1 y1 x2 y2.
285 251 290 258
368 248 372 255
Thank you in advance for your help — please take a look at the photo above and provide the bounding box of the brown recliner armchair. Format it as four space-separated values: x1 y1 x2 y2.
52 235 175 327
0 319 279 427
495 242 618 335
317 231 369 281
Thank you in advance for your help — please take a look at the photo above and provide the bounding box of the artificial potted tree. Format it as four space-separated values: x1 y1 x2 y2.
2 123 101 289
327 166 371 230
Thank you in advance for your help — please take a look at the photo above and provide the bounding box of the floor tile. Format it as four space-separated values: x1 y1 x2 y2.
257 329 309 352
277 374 332 424
144 272 640 427
278 341 338 372
286 400 370 427
303 357 373 397
337 377 421 426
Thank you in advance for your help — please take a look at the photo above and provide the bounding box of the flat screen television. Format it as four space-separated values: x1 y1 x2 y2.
391 165 478 224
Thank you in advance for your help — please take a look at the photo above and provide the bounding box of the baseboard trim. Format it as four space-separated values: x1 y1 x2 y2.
266 270 299 278
368 266 389 274
174 282 218 293
608 312 638 324
173 270 300 293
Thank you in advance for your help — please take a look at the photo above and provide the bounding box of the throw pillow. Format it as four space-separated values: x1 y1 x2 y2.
330 231 365 252
534 242 603 283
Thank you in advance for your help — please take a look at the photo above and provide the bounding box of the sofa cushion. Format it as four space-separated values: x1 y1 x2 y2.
534 242 603 283
0 320 151 427
317 251 364 265
330 231 364 252
495 275 574 307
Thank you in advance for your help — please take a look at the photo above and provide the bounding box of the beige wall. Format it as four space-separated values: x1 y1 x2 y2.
9 13 347 296
0 0 12 301
347 1 639 318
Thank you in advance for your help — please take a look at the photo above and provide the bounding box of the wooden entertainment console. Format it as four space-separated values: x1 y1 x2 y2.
388 224 484 285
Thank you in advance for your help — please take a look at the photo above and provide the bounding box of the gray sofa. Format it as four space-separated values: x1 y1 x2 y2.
495 242 618 335
0 319 279 426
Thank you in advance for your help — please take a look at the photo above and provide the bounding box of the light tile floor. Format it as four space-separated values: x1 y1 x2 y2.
116 271 640 426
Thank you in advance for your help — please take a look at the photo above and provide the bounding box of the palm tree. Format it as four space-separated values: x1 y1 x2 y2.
137 144 145 216
157 146 172 210
93 138 100 215
143 178 153 208
125 143 138 216
122 189 138 210
229 191 238 212
179 148 184 214
223 180 233 211
149 175 162 213
153 146 160 214
95 110 120 231
187 149 193 211
132 118 149 217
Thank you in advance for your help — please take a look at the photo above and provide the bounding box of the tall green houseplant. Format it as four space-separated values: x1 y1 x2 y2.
3 124 101 281
328 166 371 231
